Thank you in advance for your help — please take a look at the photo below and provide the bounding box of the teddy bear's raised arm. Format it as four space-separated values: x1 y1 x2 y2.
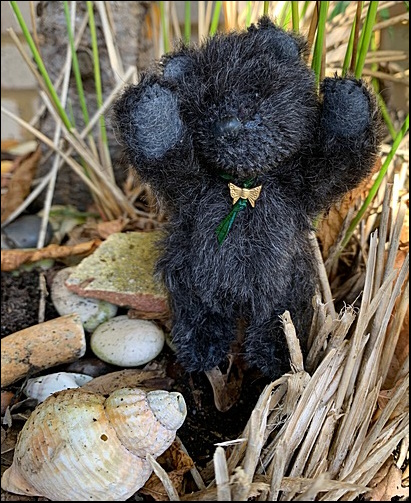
112 73 195 207
301 76 383 216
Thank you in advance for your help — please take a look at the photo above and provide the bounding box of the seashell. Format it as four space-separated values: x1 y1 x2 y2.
23 372 94 403
1 387 187 501
147 389 188 431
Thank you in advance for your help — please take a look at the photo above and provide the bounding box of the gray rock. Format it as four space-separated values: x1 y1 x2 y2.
51 267 118 332
1 215 53 249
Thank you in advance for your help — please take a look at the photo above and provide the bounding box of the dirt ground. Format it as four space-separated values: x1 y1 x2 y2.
1 267 270 500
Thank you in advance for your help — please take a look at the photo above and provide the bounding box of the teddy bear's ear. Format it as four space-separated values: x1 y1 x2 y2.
249 16 307 62
162 54 194 81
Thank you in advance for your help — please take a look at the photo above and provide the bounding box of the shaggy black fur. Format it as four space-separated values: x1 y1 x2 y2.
113 17 383 379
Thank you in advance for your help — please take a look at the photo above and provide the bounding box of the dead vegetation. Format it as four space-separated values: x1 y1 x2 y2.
1 1 409 501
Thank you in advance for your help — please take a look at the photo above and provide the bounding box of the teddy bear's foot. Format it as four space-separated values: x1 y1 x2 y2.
171 311 235 372
321 77 371 137
245 317 292 379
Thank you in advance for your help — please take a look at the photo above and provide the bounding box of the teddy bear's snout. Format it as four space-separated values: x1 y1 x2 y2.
212 116 242 139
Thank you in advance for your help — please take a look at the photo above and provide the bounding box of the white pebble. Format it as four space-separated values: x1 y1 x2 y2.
90 315 165 367
51 267 118 331
23 372 93 403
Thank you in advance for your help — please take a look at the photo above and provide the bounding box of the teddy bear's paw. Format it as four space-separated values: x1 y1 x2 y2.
177 343 230 373
131 83 185 159
245 343 288 379
171 315 234 372
321 77 371 137
172 337 230 372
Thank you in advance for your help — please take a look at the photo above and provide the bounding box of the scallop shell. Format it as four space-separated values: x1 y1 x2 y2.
1 387 187 501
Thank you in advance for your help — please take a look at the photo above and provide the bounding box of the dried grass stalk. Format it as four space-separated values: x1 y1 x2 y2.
173 192 409 501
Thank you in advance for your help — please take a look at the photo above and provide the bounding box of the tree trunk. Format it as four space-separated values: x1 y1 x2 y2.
35 1 154 212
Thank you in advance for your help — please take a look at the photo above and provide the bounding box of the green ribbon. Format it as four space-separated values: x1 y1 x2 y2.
215 177 255 245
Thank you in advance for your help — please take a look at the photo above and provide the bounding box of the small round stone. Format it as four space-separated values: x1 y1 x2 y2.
1 214 53 249
51 267 118 332
90 315 165 367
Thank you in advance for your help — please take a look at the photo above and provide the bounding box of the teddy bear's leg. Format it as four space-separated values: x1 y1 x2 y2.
245 314 292 378
245 300 313 379
170 299 237 372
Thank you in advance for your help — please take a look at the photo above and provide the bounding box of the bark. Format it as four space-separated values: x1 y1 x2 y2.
35 1 154 211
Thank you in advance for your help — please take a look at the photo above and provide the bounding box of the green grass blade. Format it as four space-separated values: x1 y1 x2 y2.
246 1 252 27
328 1 351 21
355 1 379 78
264 1 270 16
67 99 77 129
342 2 363 76
341 114 409 249
301 1 310 19
350 2 364 74
209 1 222 36
63 1 89 126
9 0 72 130
184 1 191 43
311 1 329 86
370 34 396 140
159 1 170 52
292 1 299 32
342 22 356 76
376 92 397 140
86 1 107 146
280 2 292 29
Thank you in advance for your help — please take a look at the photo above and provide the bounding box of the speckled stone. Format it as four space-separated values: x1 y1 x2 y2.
65 231 168 314
90 316 165 367
51 267 118 332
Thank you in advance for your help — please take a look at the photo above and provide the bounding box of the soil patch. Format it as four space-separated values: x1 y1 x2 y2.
1 267 269 487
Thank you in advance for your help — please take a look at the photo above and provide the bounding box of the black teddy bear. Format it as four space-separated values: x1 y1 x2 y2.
113 17 382 379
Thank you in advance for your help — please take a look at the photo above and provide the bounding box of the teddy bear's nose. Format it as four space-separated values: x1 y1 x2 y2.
213 116 242 138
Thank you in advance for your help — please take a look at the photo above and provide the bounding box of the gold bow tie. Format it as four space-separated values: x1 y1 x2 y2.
228 182 262 207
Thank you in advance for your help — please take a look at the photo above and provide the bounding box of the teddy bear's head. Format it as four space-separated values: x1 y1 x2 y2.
160 17 318 179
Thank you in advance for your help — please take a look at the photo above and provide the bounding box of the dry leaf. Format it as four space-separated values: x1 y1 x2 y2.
1 160 15 178
383 248 409 389
1 425 19 466
128 307 172 323
140 441 195 500
1 139 20 151
81 369 173 395
317 158 381 259
367 457 409 501
385 309 409 388
1 239 101 272
1 146 41 223
96 217 129 239
400 206 409 247
1 391 15 416
204 356 243 412
376 376 409 419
